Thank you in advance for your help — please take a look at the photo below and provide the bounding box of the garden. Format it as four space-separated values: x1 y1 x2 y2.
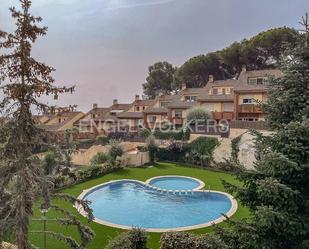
29 162 249 249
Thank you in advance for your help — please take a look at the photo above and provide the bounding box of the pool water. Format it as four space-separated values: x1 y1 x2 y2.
83 180 233 230
148 176 201 190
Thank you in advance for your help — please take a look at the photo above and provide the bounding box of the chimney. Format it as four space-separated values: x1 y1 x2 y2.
181 83 186 90
242 65 247 72
135 95 140 101
113 99 118 105
208 75 214 83
93 103 98 109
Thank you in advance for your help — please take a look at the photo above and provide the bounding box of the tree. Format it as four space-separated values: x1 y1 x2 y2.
186 107 211 125
108 140 124 160
218 22 309 249
146 135 158 163
142 61 176 99
172 27 300 90
90 152 110 165
0 1 93 248
173 53 222 89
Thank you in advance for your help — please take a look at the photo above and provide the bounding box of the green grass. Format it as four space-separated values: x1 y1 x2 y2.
30 162 250 249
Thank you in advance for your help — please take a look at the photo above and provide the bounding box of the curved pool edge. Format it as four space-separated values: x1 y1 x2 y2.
145 175 205 191
75 178 238 233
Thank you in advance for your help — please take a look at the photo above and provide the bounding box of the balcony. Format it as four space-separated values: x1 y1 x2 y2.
212 112 234 120
238 105 264 114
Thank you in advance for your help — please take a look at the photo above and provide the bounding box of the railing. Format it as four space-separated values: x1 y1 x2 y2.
229 120 268 130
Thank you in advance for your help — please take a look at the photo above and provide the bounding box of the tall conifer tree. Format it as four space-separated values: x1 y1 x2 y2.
0 1 93 248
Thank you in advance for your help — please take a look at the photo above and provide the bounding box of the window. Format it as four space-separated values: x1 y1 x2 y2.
136 106 140 111
92 114 96 119
160 101 169 108
110 112 117 116
185 96 197 102
143 106 145 110
248 78 257 84
174 110 183 118
149 116 156 123
212 88 218 95
58 118 62 123
243 98 253 104
223 103 233 112
248 77 268 85
222 88 226 95
257 78 263 85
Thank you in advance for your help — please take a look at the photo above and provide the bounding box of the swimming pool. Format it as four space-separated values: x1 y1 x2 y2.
146 175 204 190
77 177 237 232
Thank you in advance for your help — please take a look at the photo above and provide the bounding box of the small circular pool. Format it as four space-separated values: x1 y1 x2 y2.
77 177 237 232
146 176 204 190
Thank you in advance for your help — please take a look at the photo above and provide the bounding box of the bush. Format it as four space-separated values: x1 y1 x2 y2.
189 137 219 155
160 232 227 249
97 136 110 146
186 107 211 124
54 163 122 189
231 135 242 163
139 128 151 139
109 140 124 160
185 137 219 167
105 228 148 249
160 232 194 249
90 152 110 165
146 135 158 163
153 128 190 141
156 142 189 162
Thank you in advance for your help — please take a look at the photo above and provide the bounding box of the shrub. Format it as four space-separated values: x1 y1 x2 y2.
186 107 211 124
109 140 124 160
153 128 190 141
97 136 110 146
156 142 189 162
189 137 219 155
160 232 227 249
160 232 194 249
231 134 242 163
139 128 151 139
54 163 122 189
90 152 110 165
185 137 219 167
146 135 158 163
105 228 148 249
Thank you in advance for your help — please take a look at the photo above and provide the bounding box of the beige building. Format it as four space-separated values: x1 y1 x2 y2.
234 67 283 121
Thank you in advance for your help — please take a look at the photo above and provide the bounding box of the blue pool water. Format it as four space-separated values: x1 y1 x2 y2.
84 180 232 229
149 176 201 190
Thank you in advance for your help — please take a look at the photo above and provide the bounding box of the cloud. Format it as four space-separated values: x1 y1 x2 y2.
31 0 179 10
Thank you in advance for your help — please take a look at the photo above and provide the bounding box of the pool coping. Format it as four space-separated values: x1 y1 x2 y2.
145 175 205 191
76 178 238 233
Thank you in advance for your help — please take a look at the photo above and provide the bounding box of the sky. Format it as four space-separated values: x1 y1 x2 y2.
0 0 308 112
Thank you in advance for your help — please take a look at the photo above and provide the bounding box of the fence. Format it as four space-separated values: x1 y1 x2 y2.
229 120 268 130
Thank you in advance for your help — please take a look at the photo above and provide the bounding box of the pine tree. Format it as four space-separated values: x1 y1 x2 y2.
218 16 309 249
0 1 91 248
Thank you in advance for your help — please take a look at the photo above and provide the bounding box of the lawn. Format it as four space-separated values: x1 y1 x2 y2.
30 162 250 249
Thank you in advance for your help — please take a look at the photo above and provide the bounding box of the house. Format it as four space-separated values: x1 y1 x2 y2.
116 95 155 131
233 66 283 121
143 94 179 129
74 104 111 134
74 100 131 134
167 84 205 126
198 76 238 121
43 111 84 132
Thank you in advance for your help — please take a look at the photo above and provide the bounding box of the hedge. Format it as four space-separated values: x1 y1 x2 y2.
54 163 122 189
153 128 190 141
